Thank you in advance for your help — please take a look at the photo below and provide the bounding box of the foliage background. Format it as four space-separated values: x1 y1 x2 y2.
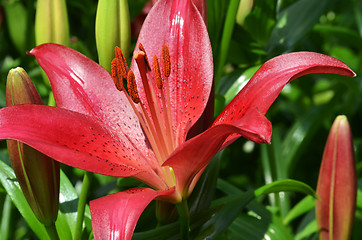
0 0 361 239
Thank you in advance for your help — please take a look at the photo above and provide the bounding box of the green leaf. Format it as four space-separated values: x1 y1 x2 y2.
189 152 221 215
229 203 294 240
254 179 317 199
244 0 275 45
295 219 318 240
3 0 29 54
199 190 255 239
0 159 49 239
280 103 336 178
56 170 80 239
357 188 362 210
283 195 315 225
223 65 260 104
267 0 329 55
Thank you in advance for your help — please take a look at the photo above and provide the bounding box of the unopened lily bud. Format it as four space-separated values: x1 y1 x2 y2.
316 115 356 240
236 0 253 26
6 68 60 226
96 0 131 72
35 0 69 46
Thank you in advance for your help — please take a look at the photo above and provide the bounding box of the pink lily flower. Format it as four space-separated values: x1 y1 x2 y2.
0 0 355 238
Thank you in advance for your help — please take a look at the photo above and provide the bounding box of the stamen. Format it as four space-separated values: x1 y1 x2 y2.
153 55 163 89
135 51 172 157
111 58 124 91
115 46 129 79
138 43 151 72
162 45 171 77
127 71 140 104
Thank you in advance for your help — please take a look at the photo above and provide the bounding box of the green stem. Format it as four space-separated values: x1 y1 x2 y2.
74 171 93 240
215 0 241 91
176 199 190 240
45 223 60 240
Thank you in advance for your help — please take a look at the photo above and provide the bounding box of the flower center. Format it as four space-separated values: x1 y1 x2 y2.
111 44 176 186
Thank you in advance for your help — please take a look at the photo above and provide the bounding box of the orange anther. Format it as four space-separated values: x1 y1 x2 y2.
114 46 129 79
162 45 171 77
127 71 140 104
138 43 151 72
111 58 124 91
153 55 163 89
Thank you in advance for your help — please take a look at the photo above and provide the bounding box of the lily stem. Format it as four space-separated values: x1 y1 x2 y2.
74 171 93 240
45 223 60 240
176 198 190 240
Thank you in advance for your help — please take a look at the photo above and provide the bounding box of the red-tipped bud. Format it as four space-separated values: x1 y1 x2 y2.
6 68 60 226
316 115 356 240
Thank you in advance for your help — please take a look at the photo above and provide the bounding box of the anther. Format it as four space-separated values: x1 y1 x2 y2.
138 43 151 72
111 58 124 91
162 45 171 77
115 46 129 79
127 71 140 104
153 55 163 89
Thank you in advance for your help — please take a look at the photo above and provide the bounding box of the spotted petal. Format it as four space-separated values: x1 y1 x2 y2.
132 0 213 143
90 187 174 240
29 44 158 170
0 105 168 189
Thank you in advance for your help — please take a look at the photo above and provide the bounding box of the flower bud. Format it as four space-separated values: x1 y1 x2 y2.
316 115 356 240
96 0 131 72
6 68 60 226
236 0 253 26
35 0 69 46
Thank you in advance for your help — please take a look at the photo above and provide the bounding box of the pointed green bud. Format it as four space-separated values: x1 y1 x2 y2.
316 115 356 240
96 0 131 72
6 67 43 106
6 68 60 226
35 0 69 46
236 0 253 26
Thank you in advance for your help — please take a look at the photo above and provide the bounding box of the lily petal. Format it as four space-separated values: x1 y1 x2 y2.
214 52 355 128
132 0 213 143
163 112 271 197
29 44 156 167
0 105 168 189
90 187 174 240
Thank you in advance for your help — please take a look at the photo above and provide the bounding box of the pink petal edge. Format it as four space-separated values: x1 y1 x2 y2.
90 187 174 240
214 52 356 126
